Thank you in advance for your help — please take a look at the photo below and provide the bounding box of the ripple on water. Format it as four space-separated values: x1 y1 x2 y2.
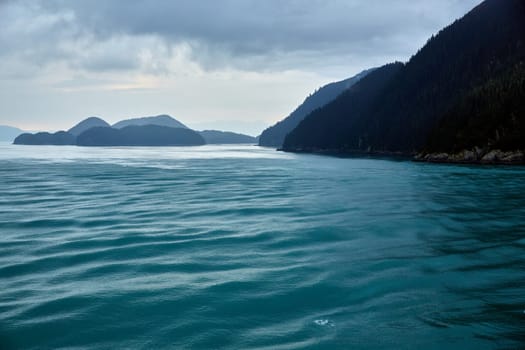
0 145 524 349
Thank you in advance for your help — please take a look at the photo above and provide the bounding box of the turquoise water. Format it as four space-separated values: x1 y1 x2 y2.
0 144 524 349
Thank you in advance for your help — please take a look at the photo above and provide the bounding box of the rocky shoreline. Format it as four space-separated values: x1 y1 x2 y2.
282 147 525 165
415 149 525 165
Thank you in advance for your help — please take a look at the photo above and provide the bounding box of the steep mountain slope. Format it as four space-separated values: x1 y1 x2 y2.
259 68 373 148
68 117 110 136
425 62 525 154
283 63 403 151
113 115 188 129
283 0 525 155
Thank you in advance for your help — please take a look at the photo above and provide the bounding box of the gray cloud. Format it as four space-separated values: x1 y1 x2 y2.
0 0 484 134
1 0 482 75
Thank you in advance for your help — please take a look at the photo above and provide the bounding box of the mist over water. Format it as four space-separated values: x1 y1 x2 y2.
0 144 524 349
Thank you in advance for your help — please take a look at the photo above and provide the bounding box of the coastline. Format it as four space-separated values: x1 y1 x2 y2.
281 147 525 165
415 149 525 165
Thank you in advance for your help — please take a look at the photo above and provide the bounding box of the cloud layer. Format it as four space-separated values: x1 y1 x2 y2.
0 0 482 134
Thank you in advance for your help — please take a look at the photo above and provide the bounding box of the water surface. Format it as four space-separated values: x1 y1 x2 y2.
0 144 524 349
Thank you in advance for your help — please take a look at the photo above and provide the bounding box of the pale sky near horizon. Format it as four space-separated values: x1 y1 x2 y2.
0 0 481 136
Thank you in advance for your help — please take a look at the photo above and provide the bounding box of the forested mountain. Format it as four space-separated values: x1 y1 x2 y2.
15 115 251 146
283 63 403 151
283 0 525 158
425 62 525 154
259 69 373 148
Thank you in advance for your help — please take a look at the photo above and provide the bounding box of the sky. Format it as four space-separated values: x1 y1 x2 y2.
0 0 482 136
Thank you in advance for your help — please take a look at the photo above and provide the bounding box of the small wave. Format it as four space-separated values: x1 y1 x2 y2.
313 319 334 327
2 145 525 349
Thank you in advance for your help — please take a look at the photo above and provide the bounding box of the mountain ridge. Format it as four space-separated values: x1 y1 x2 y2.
14 114 256 146
282 0 525 163
0 125 25 142
76 125 205 146
258 68 374 148
68 117 110 136
112 115 188 129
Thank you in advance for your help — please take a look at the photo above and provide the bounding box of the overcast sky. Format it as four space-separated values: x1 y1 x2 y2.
0 0 481 135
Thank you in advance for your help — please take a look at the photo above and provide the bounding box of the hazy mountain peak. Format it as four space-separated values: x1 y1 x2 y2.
112 115 188 129
68 117 110 136
0 125 25 142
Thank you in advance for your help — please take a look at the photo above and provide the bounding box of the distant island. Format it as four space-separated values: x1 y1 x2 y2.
14 131 76 145
13 115 257 147
76 125 205 146
0 125 25 142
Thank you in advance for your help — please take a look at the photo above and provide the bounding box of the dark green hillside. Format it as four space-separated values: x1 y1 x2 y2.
283 63 403 151
283 0 525 154
425 62 525 153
